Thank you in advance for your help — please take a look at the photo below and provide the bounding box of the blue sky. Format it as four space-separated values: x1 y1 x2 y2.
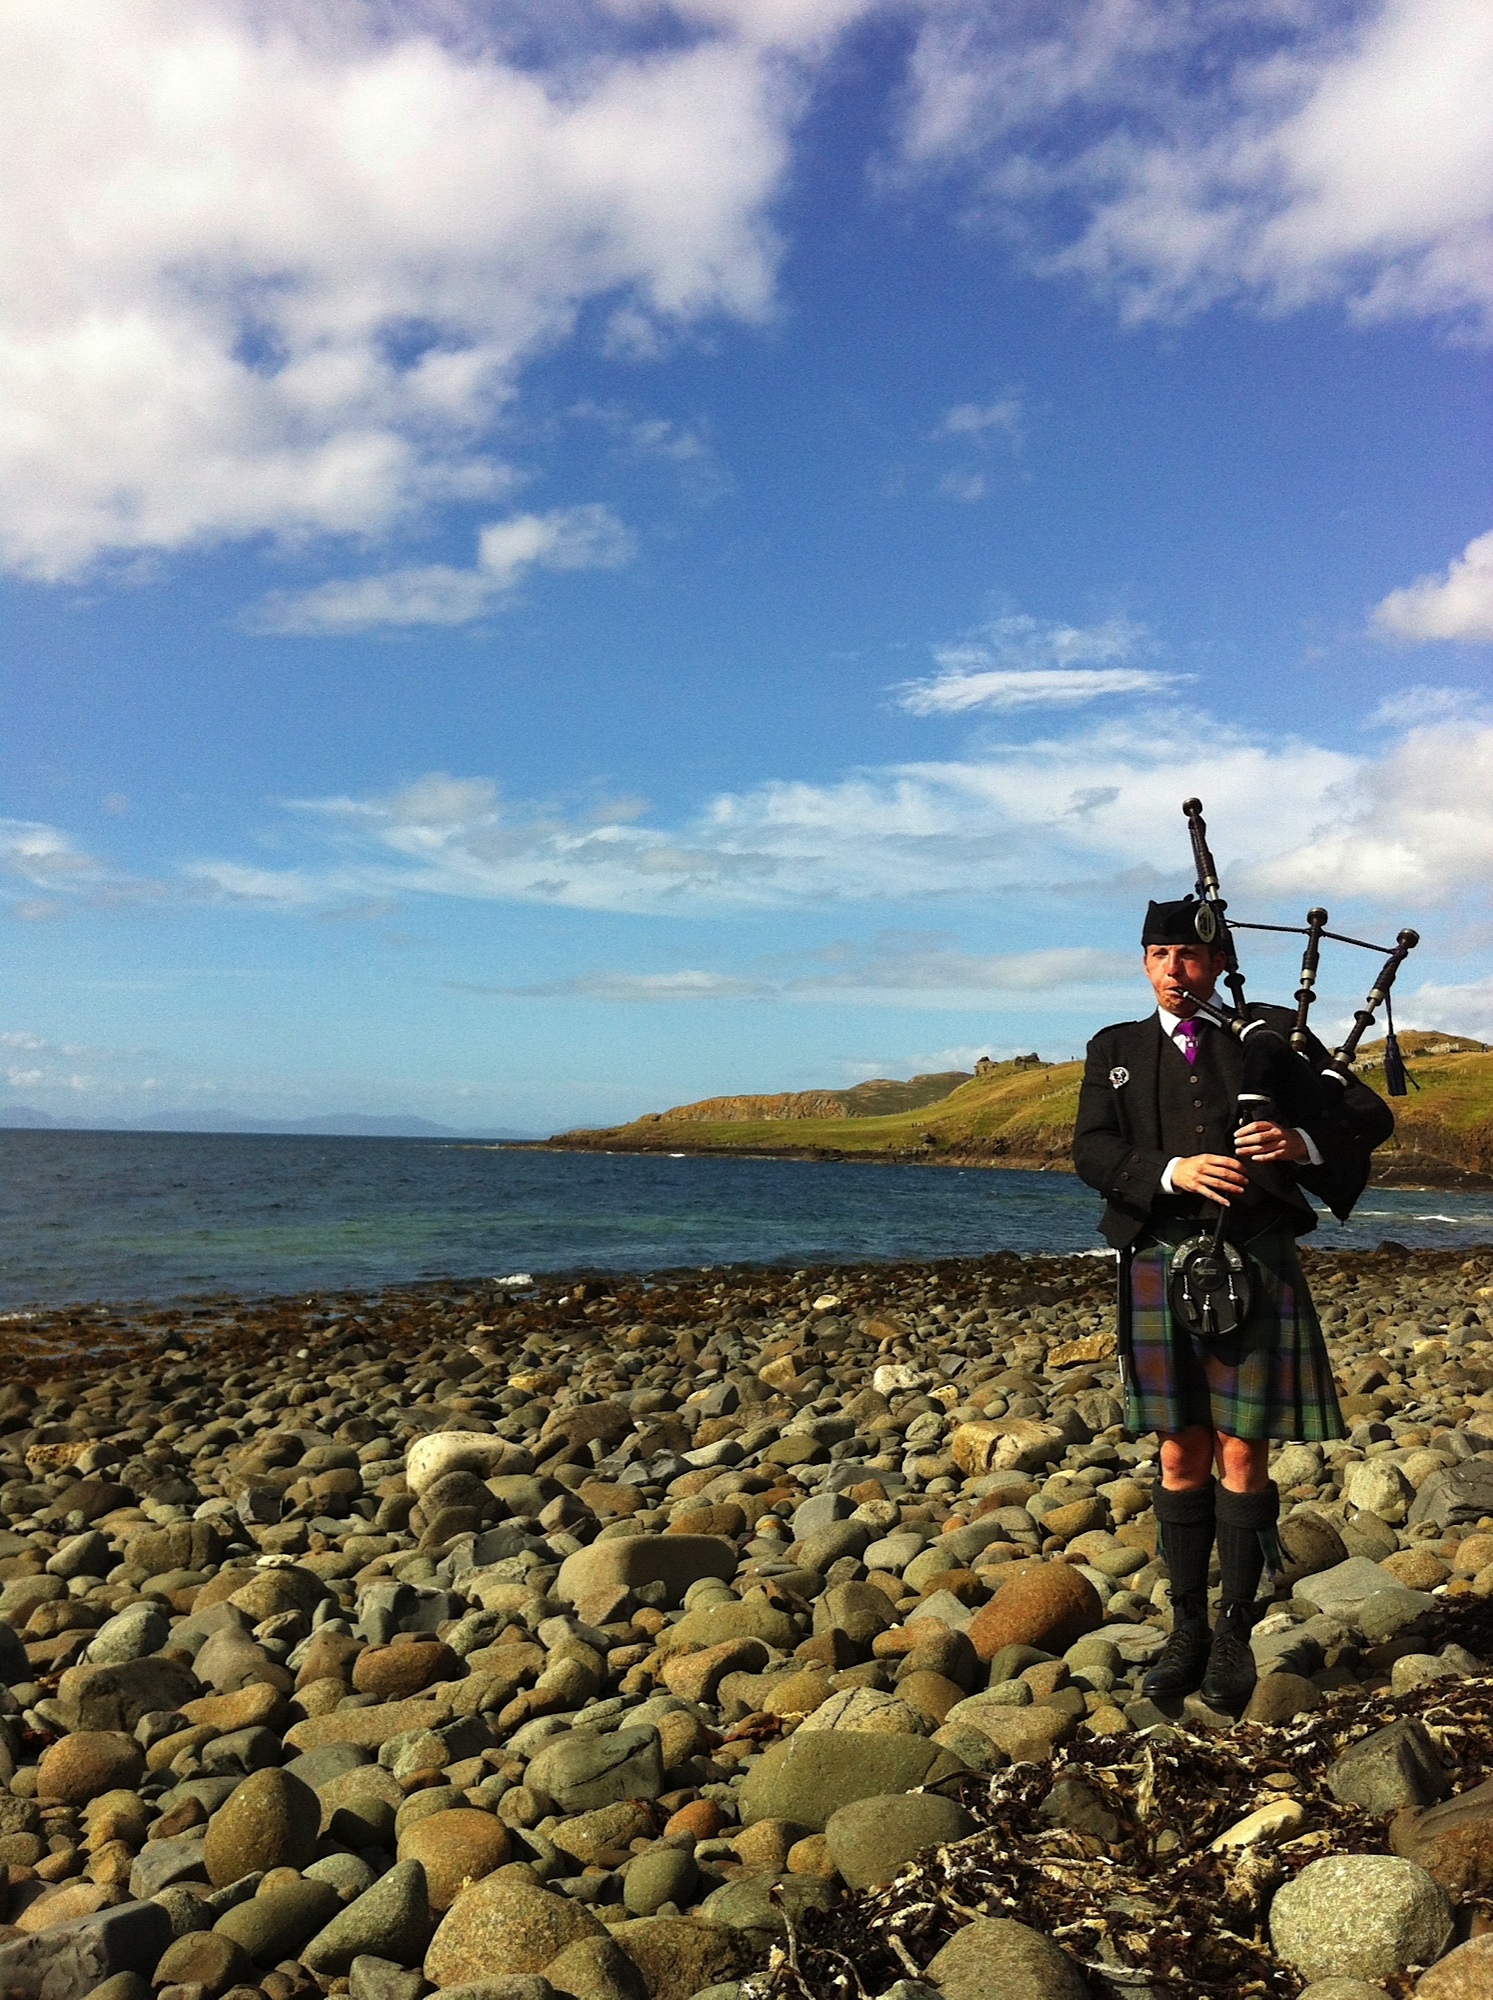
3 0 1491 1133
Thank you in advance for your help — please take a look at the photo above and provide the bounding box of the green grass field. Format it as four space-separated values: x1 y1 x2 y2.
551 1030 1493 1187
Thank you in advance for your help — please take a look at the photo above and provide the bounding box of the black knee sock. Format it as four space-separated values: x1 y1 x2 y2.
1154 1481 1216 1630
1215 1482 1279 1635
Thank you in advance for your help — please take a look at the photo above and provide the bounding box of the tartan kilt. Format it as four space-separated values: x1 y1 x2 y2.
1118 1224 1346 1443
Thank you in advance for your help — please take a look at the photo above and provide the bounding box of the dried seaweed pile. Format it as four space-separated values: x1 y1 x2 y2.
761 1672 1493 2000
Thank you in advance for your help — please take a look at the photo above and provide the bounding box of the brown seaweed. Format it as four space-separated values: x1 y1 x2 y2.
755 1673 1493 2000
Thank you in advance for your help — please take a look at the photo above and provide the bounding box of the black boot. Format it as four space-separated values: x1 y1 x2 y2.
1142 1619 1212 1700
1200 1483 1278 1712
1142 1482 1216 1701
1201 1603 1259 1712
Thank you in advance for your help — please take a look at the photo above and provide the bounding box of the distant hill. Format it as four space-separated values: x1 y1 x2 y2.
620 1069 974 1126
0 1107 537 1140
550 1030 1493 1189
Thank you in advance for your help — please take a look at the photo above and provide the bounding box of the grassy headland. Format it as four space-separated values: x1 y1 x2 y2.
548 1030 1493 1188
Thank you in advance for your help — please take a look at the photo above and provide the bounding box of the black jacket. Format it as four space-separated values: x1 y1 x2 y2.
1072 1003 1395 1250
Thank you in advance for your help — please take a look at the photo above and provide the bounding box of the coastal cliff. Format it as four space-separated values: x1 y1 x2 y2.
548 1030 1493 1188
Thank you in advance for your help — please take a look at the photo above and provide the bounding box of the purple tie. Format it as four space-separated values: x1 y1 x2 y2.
1176 1019 1200 1065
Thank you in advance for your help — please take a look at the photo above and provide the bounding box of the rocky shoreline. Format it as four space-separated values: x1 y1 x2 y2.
4 1242 1493 1999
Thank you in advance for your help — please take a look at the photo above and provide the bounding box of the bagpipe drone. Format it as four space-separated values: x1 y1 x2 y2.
1165 797 1419 1343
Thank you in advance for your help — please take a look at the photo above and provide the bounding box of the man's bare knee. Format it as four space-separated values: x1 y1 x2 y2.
1215 1432 1270 1494
1160 1427 1214 1491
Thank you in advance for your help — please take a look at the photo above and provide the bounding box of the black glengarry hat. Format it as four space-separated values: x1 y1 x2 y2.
1142 895 1220 947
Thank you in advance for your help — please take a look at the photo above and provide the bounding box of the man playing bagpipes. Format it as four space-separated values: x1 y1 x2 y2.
1073 802 1412 1712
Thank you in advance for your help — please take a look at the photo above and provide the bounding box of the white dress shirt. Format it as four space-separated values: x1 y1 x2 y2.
1156 1006 1322 1193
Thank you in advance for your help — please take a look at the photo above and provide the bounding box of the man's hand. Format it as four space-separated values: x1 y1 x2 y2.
1235 1120 1309 1165
1170 1153 1250 1206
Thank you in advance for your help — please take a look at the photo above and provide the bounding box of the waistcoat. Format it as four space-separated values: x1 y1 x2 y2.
1153 1025 1284 1230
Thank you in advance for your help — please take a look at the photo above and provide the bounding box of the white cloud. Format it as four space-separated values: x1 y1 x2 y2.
180 708 1369 916
458 937 1131 1007
0 0 865 579
897 0 1493 337
467 969 773 1002
1400 975 1493 1044
895 612 1171 712
1245 722 1493 901
248 504 634 633
936 471 988 504
787 937 1133 1003
0 819 102 888
1367 685 1485 729
901 664 1173 713
182 860 331 909
0 819 150 920
935 397 1023 443
1372 529 1493 643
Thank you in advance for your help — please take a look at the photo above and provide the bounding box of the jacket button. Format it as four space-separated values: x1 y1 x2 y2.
1195 1124 1205 1134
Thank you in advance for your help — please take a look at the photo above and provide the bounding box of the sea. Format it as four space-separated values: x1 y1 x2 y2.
1 1128 1489 1311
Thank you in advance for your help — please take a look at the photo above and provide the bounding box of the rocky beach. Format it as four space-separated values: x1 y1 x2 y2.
4 1241 1493 2000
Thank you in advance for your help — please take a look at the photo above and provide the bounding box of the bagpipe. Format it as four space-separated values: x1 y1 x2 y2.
1167 798 1419 1342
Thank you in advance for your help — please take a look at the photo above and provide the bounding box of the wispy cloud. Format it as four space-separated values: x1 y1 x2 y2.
787 936 1133 1002
1368 685 1486 729
568 403 730 504
455 936 1133 1008
246 505 635 634
460 970 773 1002
1372 529 1493 644
0 819 103 889
895 613 1172 713
0 817 160 920
181 704 1489 918
934 397 1023 445
935 470 988 505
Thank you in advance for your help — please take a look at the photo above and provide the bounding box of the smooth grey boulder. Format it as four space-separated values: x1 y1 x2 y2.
1327 1718 1448 1814
791 1492 850 1538
1278 1512 1348 1577
56 1657 202 1731
526 1726 665 1812
0 1899 174 2000
86 1603 170 1665
739 1732 951 1829
698 1873 837 1944
1270 1854 1451 1982
349 1956 429 2000
214 1876 341 1964
128 1833 210 1899
924 1917 1091 2000
45 1531 113 1580
286 1740 374 1788
1409 1460 1493 1528
302 1858 433 1975
623 1846 699 1916
798 1519 872 1572
1356 1588 1436 1644
1291 1557 1397 1621
825 1792 975 1888
555 1536 737 1610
